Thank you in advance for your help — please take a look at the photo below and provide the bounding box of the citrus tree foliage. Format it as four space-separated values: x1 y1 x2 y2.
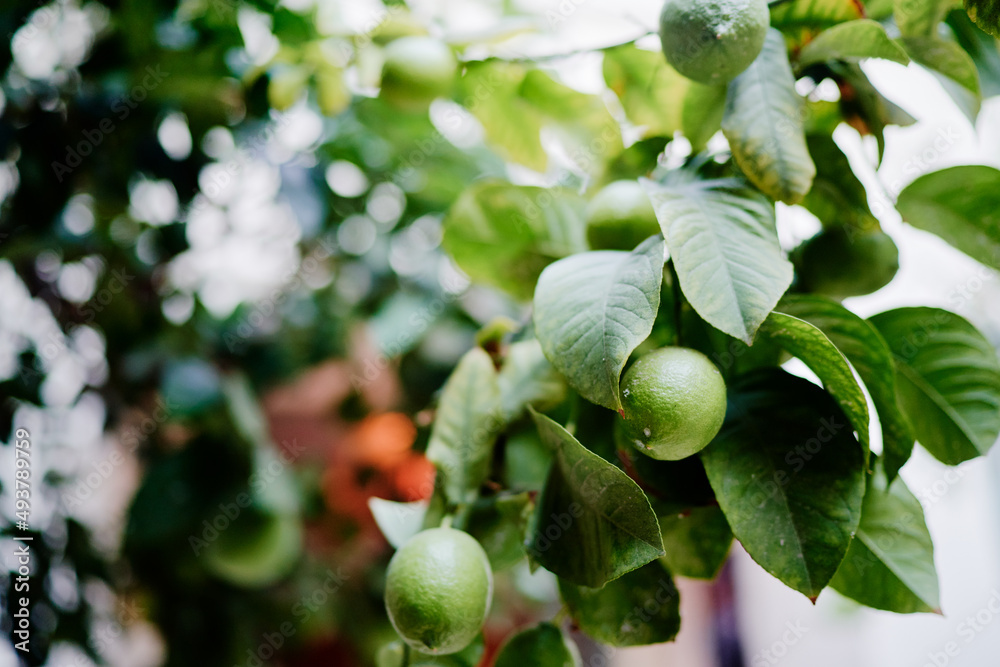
3 0 1000 665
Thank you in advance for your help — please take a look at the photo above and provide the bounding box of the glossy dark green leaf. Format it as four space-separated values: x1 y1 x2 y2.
965 0 1000 35
528 410 664 588
644 177 791 344
657 506 733 580
778 295 916 481
443 180 588 301
869 307 1000 464
896 165 1000 271
797 20 910 69
722 30 816 205
498 339 568 421
493 623 581 667
760 311 871 454
533 237 664 413
700 369 866 599
426 347 503 504
830 464 940 613
559 562 680 646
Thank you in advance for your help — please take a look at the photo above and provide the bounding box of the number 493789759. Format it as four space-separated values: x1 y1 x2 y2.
14 428 30 530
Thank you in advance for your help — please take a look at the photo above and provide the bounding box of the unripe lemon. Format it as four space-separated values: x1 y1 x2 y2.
793 227 900 299
380 37 457 111
384 527 493 655
619 347 727 460
658 0 770 85
586 180 661 251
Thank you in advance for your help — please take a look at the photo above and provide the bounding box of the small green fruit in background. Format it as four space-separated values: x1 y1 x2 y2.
585 180 661 251
380 37 457 111
619 347 728 460
793 227 900 299
384 527 493 655
202 510 303 588
658 0 770 84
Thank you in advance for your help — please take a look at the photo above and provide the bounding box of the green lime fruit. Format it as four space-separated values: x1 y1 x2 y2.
658 0 770 85
202 510 303 588
380 37 457 111
384 527 493 655
619 347 728 460
585 180 661 251
793 227 900 299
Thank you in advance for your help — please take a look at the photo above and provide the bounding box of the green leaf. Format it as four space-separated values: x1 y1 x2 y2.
409 636 485 667
833 63 916 161
603 44 689 138
777 295 915 482
443 180 587 301
458 62 622 175
426 347 503 504
503 426 553 492
760 311 871 455
681 83 727 151
948 8 1000 97
798 20 910 69
494 623 581 667
901 36 981 121
800 134 880 234
533 237 664 413
896 165 1000 271
498 339 568 421
559 562 680 647
528 409 664 588
830 464 940 613
643 177 792 345
457 62 547 171
965 0 1000 35
700 369 866 599
770 0 865 29
869 307 1000 464
896 0 961 36
368 498 427 548
722 30 816 205
656 505 733 580
467 493 534 571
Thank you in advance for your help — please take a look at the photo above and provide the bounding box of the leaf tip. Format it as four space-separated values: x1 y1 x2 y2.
808 595 819 605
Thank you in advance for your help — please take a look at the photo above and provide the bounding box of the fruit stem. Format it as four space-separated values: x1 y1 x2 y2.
668 261 684 347
440 515 454 529
767 0 795 7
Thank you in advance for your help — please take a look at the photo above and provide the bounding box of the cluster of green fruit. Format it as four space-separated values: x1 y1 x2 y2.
380 0 905 656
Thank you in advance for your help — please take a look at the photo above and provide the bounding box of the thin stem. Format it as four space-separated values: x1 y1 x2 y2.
767 0 796 7
668 262 684 347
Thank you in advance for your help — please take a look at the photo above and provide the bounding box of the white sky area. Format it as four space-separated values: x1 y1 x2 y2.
3 0 1000 665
